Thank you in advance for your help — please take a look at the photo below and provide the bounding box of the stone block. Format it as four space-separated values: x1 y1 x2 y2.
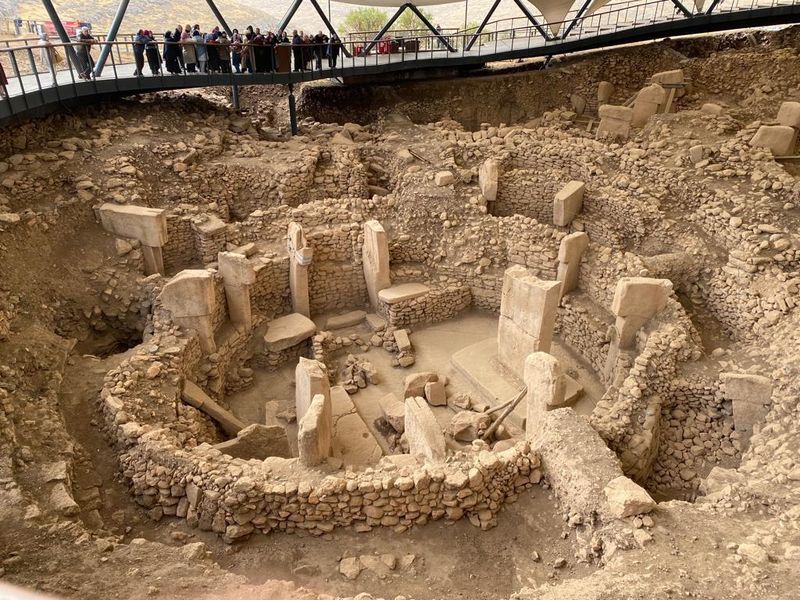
700 103 723 115
604 475 656 518
366 313 387 331
524 352 566 438
553 180 585 227
326 310 366 330
98 203 167 247
597 105 633 141
378 283 430 305
362 220 391 307
498 266 561 377
298 393 332 466
611 277 672 319
750 125 798 156
217 251 256 287
263 313 316 352
556 231 589 296
720 372 772 449
631 84 667 128
393 329 412 352
288 221 312 317
213 423 291 460
597 81 615 103
160 269 216 318
378 393 405 433
531 408 625 519
403 371 438 398
295 357 330 423
405 396 446 463
424 380 447 407
182 380 246 436
777 101 800 128
478 158 499 201
434 171 455 186
650 69 684 86
450 411 491 442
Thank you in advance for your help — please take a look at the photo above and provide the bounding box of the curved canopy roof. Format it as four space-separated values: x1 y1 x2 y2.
332 0 610 35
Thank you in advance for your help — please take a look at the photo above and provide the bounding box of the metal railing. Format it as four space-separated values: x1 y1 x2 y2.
1 0 797 120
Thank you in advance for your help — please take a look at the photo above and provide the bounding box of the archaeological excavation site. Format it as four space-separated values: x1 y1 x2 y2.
2 16 800 600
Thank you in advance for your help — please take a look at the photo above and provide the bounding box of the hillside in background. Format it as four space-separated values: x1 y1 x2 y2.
2 0 550 34
4 0 279 33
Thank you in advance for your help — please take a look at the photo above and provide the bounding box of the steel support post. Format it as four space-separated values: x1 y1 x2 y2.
670 0 695 17
39 0 81 70
306 0 353 57
705 0 724 14
288 83 298 136
560 0 593 39
278 0 304 34
231 82 240 110
512 0 552 41
466 0 502 50
362 5 408 56
93 0 130 77
206 0 233 36
407 3 456 51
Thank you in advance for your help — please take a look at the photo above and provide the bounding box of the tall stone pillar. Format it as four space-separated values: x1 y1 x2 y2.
524 352 566 440
362 220 391 308
99 203 168 275
218 251 256 332
160 269 217 353
611 277 673 349
287 222 313 317
556 232 589 298
295 357 331 424
497 265 561 379
298 393 333 466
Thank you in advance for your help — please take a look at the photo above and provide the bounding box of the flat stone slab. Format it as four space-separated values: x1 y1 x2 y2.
326 310 366 330
264 313 316 352
378 283 430 305
330 386 383 467
451 337 582 426
451 337 524 426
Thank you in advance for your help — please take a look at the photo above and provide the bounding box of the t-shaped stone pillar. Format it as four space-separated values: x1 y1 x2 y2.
99 203 168 275
556 232 589 298
497 266 562 379
295 357 331 424
524 352 566 440
287 222 313 317
160 269 217 354
218 250 257 332
362 220 391 308
298 393 333 466
610 277 673 349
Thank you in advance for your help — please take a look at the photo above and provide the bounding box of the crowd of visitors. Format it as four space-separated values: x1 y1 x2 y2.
129 24 344 77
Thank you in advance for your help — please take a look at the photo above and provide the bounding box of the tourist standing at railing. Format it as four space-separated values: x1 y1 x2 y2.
231 30 242 73
313 31 329 70
163 31 181 74
205 27 220 72
292 30 304 72
75 27 96 80
38 32 60 85
192 27 207 73
144 31 161 75
217 31 232 73
265 32 277 72
181 25 197 73
303 34 314 70
132 29 147 76
173 27 186 72
242 26 254 73
329 34 342 68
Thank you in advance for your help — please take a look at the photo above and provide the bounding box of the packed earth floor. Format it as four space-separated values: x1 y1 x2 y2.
1 26 800 600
